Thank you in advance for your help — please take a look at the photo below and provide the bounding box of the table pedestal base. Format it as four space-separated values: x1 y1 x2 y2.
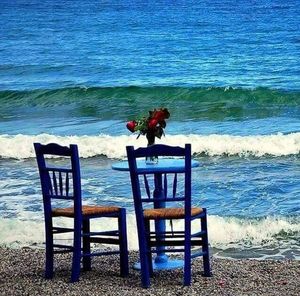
133 259 184 271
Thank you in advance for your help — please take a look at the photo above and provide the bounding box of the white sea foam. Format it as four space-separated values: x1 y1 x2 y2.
1 132 300 159
1 215 299 253
207 216 300 247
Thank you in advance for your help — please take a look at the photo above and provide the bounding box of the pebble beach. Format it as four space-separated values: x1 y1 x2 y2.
0 247 299 296
1 2 300 296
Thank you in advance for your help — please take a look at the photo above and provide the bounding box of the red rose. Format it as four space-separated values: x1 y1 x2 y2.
152 108 170 121
152 110 164 121
126 121 137 132
148 118 158 129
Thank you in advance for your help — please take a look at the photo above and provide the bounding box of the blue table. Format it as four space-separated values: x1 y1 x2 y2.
112 158 199 270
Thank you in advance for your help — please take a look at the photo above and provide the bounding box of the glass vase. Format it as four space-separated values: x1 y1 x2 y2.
146 133 158 165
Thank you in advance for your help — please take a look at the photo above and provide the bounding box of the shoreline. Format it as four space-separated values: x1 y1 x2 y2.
0 247 299 295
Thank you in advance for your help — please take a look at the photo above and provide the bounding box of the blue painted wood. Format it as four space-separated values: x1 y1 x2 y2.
34 142 129 282
124 144 211 288
152 171 167 265
112 158 199 172
173 173 177 198
143 175 151 198
164 174 167 197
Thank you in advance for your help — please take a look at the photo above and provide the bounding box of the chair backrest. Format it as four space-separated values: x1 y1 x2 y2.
34 143 82 219
126 144 192 217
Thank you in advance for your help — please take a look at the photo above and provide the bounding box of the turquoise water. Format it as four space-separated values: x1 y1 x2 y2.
0 0 299 259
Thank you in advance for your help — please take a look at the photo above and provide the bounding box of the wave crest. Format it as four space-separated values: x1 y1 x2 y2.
1 86 300 121
1 132 300 159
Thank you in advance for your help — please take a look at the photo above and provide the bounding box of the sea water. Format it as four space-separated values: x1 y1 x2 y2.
0 0 299 259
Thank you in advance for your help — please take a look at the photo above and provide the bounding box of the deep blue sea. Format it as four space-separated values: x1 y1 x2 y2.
0 0 300 259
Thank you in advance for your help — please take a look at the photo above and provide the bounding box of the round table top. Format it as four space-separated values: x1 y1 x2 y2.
112 158 199 173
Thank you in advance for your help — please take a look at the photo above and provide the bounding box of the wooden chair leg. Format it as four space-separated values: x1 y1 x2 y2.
118 208 129 277
140 252 150 288
45 224 54 279
201 210 212 277
139 231 150 288
71 223 82 282
145 219 153 277
82 219 91 271
184 218 192 286
183 245 191 286
203 251 211 277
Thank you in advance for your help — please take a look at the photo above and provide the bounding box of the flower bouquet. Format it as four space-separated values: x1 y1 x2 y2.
126 108 170 146
126 108 170 164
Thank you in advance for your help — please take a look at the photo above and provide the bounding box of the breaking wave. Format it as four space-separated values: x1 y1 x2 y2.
1 215 299 259
1 132 300 159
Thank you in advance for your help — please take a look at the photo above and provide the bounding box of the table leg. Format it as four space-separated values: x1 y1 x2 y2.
134 173 184 271
153 173 167 264
152 173 184 270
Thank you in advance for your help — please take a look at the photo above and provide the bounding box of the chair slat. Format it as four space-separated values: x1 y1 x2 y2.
52 171 58 195
52 227 74 233
141 197 185 202
173 173 177 198
59 172 63 195
45 170 74 199
150 230 185 235
191 230 206 237
47 194 74 200
82 230 119 237
48 176 53 195
164 173 167 197
82 251 120 257
66 172 69 197
143 174 151 198
45 167 72 173
89 237 121 244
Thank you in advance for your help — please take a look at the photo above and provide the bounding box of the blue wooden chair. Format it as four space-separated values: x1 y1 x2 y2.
34 143 129 282
126 144 211 288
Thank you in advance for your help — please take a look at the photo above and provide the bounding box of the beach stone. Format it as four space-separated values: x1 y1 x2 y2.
0 247 299 296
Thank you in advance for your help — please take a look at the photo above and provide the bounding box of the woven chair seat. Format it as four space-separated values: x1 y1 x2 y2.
52 205 121 217
143 207 203 220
